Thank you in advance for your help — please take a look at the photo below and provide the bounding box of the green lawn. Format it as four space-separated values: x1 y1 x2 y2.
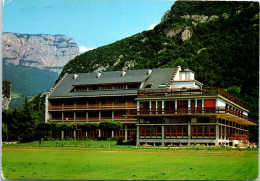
2 141 259 180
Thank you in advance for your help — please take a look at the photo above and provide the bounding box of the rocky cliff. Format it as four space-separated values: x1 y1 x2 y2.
3 33 80 72
2 80 12 110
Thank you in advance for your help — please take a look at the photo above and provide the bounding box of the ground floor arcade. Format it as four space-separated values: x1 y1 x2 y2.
51 124 137 141
136 117 249 146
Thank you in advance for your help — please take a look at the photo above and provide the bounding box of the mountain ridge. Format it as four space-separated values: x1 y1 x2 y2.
3 32 80 73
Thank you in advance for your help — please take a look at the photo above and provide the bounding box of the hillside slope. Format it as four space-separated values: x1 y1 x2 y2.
3 63 59 108
59 1 259 140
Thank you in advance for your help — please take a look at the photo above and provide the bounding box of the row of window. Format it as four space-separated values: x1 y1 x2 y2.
50 98 137 106
74 83 140 92
139 118 216 124
139 125 247 139
139 125 216 139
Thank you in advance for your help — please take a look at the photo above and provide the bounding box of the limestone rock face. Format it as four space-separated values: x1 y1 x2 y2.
3 33 80 72
2 80 12 111
181 29 192 41
2 96 11 110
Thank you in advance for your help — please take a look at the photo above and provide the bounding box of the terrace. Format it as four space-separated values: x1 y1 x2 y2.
133 107 256 126
137 87 248 109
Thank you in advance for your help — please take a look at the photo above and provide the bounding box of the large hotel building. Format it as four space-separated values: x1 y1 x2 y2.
46 66 256 146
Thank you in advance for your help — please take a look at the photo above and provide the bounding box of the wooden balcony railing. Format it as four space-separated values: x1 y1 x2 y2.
135 107 255 124
49 103 137 110
229 134 249 140
48 117 137 123
138 87 248 109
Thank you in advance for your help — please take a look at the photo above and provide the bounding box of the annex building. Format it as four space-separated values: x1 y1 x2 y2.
46 66 256 146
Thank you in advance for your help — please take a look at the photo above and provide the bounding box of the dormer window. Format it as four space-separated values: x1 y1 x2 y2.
145 83 152 88
159 84 166 88
74 86 87 92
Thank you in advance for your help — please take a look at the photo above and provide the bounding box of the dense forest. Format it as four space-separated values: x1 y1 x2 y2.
3 1 259 142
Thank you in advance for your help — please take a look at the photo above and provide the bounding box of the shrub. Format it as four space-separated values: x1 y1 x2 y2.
36 123 50 131
67 123 77 131
59 124 69 131
48 123 59 131
78 123 98 132
98 121 123 132
116 138 124 145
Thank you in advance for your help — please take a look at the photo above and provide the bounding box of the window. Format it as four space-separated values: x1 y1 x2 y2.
192 125 216 139
128 84 140 89
164 125 188 139
159 84 166 88
75 86 87 92
88 86 98 91
144 83 152 88
100 85 113 90
114 84 126 90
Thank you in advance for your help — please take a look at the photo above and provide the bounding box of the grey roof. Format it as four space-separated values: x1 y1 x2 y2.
73 69 150 85
142 68 176 89
48 68 177 98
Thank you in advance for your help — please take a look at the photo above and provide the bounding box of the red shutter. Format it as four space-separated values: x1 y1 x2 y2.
177 100 188 106
204 99 216 107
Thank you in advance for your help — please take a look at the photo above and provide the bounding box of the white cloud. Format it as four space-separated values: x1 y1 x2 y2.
4 0 14 5
79 46 95 53
148 24 156 30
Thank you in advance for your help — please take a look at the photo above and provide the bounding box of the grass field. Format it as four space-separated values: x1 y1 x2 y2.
2 140 259 180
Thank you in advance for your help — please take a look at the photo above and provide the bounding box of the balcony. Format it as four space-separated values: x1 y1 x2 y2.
133 107 255 125
48 103 137 110
48 117 137 123
138 87 248 109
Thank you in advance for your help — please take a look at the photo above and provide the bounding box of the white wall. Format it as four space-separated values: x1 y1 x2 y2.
181 72 185 81
170 81 198 89
216 98 226 108
173 68 181 81
243 111 248 116
173 69 195 82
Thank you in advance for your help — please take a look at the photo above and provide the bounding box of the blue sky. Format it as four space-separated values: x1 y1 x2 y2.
3 0 174 53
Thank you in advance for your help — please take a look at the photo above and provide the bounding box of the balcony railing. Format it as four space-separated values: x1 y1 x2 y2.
49 103 137 110
135 107 255 124
138 87 248 109
48 117 137 123
229 134 249 140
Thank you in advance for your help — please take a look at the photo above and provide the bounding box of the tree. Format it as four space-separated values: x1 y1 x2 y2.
98 121 123 138
15 97 38 142
36 123 50 139
78 123 98 139
78 123 98 132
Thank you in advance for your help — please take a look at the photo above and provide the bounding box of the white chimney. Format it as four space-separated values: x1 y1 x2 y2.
121 71 126 77
73 74 78 79
148 69 152 75
97 72 101 78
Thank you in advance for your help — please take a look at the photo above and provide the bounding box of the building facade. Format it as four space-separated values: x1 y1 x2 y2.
46 66 256 146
